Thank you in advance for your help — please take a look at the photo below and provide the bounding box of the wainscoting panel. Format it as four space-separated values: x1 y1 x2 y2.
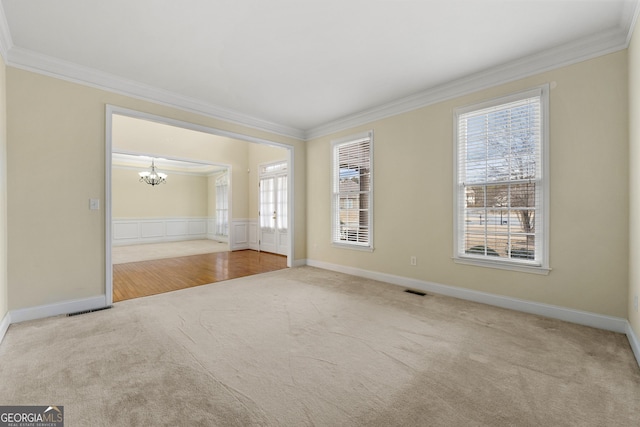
113 217 213 246
166 220 188 236
207 219 216 239
140 221 164 238
230 219 258 251
249 221 259 251
231 221 248 250
113 222 139 241
188 220 207 235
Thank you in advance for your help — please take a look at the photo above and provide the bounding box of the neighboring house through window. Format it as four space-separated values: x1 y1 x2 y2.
454 86 549 274
332 131 373 250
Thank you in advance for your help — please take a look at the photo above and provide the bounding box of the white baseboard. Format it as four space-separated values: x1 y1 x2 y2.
9 296 108 324
627 322 640 369
0 311 10 344
306 259 628 334
291 258 307 268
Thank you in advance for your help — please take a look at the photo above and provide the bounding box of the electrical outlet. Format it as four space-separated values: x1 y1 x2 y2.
634 294 638 312
410 256 417 266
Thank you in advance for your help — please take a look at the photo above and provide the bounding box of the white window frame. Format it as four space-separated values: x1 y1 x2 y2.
332 131 374 251
453 85 550 274
215 173 229 237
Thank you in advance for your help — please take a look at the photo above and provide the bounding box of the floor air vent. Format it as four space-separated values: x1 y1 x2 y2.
404 289 427 296
67 306 112 317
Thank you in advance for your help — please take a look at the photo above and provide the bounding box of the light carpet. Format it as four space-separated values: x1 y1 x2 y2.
112 239 229 264
0 267 639 426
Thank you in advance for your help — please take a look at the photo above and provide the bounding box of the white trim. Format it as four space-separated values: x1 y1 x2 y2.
306 28 628 139
0 5 632 142
258 160 289 256
331 131 374 251
105 108 114 306
230 219 259 251
0 2 12 61
7 47 304 140
108 106 295 151
9 296 108 324
624 0 640 46
452 257 551 275
306 259 628 334
249 219 259 251
112 217 212 246
291 258 308 268
627 322 640 369
286 147 295 268
106 105 295 301
452 85 550 274
0 311 10 344
112 163 217 177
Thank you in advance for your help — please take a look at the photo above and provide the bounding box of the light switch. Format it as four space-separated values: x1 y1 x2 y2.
89 199 100 210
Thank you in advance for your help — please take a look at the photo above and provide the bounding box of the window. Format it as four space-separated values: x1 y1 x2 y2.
215 173 229 237
332 131 373 250
259 161 287 232
454 86 549 273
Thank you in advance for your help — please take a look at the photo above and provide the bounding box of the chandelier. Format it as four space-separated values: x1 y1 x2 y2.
138 159 167 186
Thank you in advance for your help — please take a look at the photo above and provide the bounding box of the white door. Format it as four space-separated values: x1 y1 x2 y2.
259 161 288 255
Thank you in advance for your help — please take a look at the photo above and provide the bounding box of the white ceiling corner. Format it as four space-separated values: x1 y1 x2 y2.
624 0 640 44
0 1 12 61
0 0 637 141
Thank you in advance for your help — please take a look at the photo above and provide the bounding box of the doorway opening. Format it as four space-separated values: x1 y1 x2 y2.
105 106 294 304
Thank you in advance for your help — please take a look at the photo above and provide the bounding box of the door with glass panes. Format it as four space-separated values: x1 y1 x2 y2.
259 161 288 255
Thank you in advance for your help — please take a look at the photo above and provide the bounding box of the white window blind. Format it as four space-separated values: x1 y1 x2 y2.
455 88 548 271
332 132 373 249
215 174 228 237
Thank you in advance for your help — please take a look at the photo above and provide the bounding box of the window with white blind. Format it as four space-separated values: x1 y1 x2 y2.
454 86 549 274
332 131 373 250
215 173 229 237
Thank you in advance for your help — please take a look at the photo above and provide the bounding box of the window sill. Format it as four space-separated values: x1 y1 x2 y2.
332 242 374 252
453 256 551 275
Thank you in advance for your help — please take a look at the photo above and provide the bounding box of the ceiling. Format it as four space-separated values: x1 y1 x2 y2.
0 1 637 139
112 152 226 176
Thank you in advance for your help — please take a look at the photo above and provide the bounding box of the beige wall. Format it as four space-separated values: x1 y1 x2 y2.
6 67 306 311
629 21 640 336
307 51 629 318
112 114 249 218
112 167 209 218
0 55 6 321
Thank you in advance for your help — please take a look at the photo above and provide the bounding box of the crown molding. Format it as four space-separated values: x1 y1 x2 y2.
0 1 13 62
5 47 306 141
0 0 637 142
625 0 640 45
305 27 631 140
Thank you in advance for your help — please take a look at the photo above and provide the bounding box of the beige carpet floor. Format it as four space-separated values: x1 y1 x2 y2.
112 239 229 264
0 267 639 426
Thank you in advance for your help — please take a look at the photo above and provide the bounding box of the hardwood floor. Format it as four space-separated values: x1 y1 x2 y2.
113 250 287 302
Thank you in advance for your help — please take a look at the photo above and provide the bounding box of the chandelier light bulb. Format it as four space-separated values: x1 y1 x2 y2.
139 159 167 186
